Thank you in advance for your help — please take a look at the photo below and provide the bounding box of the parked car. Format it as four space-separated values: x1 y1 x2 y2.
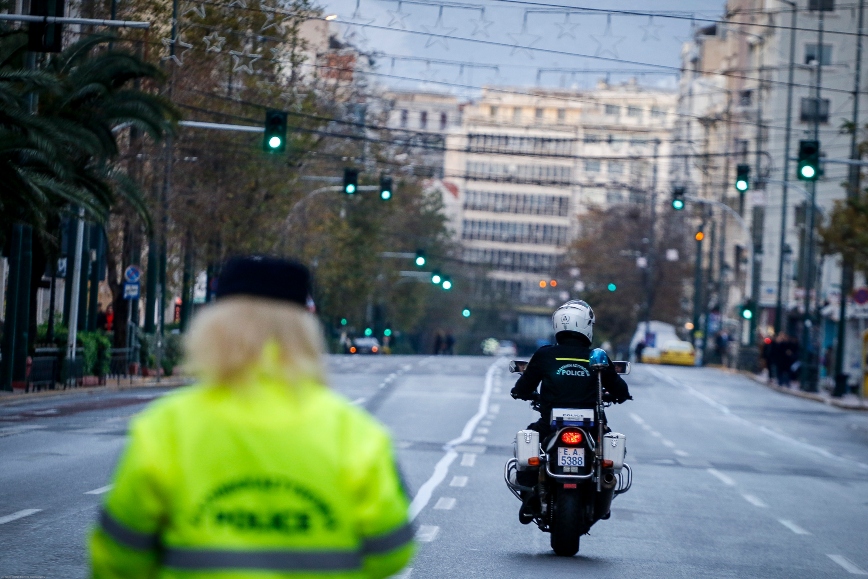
350 337 381 354
659 340 695 366
640 347 661 364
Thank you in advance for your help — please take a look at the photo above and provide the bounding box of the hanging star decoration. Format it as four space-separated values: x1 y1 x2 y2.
225 0 247 8
161 36 193 66
420 5 456 49
640 15 664 42
261 5 277 31
469 7 494 38
202 31 226 53
554 12 579 40
182 1 205 19
387 0 410 29
507 11 541 58
421 60 440 82
343 0 374 44
591 14 625 59
229 46 262 74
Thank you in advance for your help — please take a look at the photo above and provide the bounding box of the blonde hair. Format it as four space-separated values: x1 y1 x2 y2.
184 296 327 386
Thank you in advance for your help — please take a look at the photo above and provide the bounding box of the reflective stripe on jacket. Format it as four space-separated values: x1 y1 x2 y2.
89 377 415 578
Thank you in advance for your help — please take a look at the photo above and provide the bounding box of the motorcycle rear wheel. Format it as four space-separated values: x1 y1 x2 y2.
550 492 581 556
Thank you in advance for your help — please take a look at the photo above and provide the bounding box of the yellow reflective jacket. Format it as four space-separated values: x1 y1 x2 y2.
89 374 415 579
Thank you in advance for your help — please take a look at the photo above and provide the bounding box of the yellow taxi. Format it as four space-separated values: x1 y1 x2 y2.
659 340 696 366
640 347 661 364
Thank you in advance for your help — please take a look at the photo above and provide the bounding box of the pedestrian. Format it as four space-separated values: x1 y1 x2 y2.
89 256 415 578
105 304 114 332
444 332 455 355
635 340 646 363
433 330 444 355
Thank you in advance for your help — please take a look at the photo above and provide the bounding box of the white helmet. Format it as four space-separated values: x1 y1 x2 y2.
552 300 594 343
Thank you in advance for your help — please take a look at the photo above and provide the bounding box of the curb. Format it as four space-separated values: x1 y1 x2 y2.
0 377 192 407
743 371 868 411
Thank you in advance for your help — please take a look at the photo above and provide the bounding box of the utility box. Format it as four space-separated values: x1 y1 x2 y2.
603 432 627 472
514 430 539 468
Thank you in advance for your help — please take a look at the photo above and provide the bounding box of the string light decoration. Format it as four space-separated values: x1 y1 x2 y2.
554 12 579 40
343 0 374 44
182 1 206 19
420 5 456 49
507 11 541 58
229 46 262 73
469 7 494 38
640 15 664 42
387 0 410 29
161 36 193 65
591 14 625 59
202 30 226 52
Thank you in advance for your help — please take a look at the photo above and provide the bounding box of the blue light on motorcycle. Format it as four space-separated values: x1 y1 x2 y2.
589 348 610 369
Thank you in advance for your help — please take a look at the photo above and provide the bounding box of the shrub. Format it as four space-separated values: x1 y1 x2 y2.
77 331 112 376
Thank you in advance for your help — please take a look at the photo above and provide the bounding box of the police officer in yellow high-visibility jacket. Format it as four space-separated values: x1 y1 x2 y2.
89 256 415 578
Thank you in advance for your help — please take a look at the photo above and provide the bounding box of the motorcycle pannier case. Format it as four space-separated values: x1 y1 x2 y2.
514 430 539 468
603 432 627 472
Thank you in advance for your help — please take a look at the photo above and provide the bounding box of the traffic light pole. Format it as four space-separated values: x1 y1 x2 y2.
277 185 379 252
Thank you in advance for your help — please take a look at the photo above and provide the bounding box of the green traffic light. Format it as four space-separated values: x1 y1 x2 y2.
800 165 816 179
672 199 685 210
742 309 753 320
268 136 282 149
462 308 471 318
384 328 392 337
345 183 356 194
340 318 347 326
735 179 748 192
607 283 617 292
380 190 392 200
364 327 373 337
442 278 453 290
431 272 442 284
415 256 426 267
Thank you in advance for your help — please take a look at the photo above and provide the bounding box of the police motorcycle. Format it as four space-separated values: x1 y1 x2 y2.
503 349 632 557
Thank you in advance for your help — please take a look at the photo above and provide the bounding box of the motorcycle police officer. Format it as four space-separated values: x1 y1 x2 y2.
89 256 415 578
510 300 632 519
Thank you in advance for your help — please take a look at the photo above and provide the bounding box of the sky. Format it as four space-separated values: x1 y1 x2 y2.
316 0 729 96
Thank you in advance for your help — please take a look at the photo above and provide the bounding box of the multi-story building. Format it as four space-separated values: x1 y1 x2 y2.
383 91 463 177
677 0 868 387
441 81 677 338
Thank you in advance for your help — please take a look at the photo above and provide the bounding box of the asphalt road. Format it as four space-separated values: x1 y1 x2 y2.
2 356 868 578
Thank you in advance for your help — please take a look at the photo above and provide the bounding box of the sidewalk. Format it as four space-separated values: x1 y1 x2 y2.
0 375 192 406
743 371 868 411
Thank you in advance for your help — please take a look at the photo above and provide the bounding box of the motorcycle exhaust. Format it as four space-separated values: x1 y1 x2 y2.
594 470 617 521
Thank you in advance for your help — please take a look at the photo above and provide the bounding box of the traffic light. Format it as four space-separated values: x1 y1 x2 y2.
28 0 64 52
740 301 755 320
415 250 426 267
263 110 287 152
340 318 348 326
671 186 685 210
431 270 442 285
343 168 359 195
797 140 820 181
364 327 373 337
384 327 392 337
735 164 750 192
462 306 471 318
607 283 617 292
379 175 393 200
695 230 705 242
442 277 453 290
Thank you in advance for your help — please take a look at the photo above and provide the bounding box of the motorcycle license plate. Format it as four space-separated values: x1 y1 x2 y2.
557 447 584 467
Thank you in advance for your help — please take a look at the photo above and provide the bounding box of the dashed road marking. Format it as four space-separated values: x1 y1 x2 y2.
0 509 42 525
434 497 456 510
351 398 366 405
778 519 811 535
827 555 868 575
450 476 468 487
707 468 736 486
461 453 477 467
661 439 675 448
476 427 489 434
629 413 645 425
741 494 768 508
489 404 500 413
416 525 439 542
649 431 662 438
85 485 113 495
481 420 492 426
471 436 486 444
674 449 690 457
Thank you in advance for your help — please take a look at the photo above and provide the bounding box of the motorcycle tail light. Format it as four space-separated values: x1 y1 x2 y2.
560 430 583 445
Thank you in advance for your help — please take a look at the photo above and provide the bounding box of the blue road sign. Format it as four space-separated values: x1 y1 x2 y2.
123 282 140 300
124 265 142 284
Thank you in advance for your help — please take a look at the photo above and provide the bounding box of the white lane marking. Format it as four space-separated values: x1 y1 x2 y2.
433 497 456 510
649 431 662 438
828 555 868 575
450 476 468 487
641 424 652 431
741 494 768 508
0 509 42 525
471 436 486 444
647 367 868 472
416 525 439 542
408 360 498 520
476 427 489 434
629 413 645 425
351 397 365 405
707 468 736 486
674 449 690 457
85 485 113 495
778 519 811 535
392 567 413 579
661 439 676 448
480 420 492 426
461 453 477 467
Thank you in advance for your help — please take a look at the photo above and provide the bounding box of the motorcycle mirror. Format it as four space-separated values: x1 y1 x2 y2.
612 361 631 375
509 360 528 373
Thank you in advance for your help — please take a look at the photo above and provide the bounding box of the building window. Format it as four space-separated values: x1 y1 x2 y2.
585 159 601 173
608 161 623 175
513 107 522 122
420 111 428 129
400 109 408 127
583 133 600 144
800 97 830 123
535 108 544 120
557 108 566 121
605 104 621 116
804 43 832 65
808 0 834 11
739 90 752 106
627 106 642 117
490 105 498 118
440 112 448 130
650 107 665 118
